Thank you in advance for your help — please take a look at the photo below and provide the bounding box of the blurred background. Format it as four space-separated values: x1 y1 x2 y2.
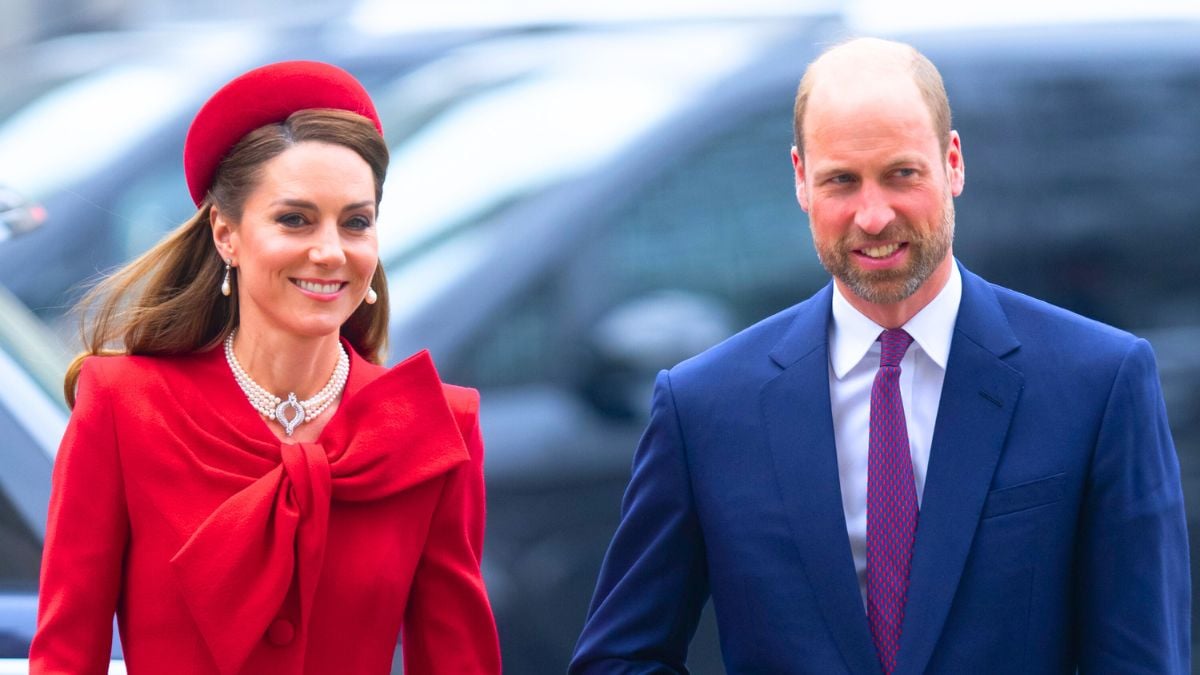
1 0 1198 672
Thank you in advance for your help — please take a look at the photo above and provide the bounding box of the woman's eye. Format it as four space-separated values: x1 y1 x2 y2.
344 215 373 231
277 213 307 228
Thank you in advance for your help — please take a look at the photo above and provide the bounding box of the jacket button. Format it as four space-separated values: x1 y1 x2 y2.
266 618 295 646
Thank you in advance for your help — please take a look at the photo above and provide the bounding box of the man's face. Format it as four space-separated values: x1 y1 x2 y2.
792 77 963 308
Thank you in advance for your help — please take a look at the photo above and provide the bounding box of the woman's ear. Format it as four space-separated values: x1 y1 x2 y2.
210 206 236 262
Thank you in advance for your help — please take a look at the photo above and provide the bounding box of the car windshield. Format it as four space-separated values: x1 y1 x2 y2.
0 29 266 201
373 23 791 325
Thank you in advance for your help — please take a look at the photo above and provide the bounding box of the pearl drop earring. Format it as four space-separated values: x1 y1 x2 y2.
365 287 378 305
221 261 233 297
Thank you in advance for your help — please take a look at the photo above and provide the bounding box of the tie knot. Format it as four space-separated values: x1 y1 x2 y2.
878 329 913 368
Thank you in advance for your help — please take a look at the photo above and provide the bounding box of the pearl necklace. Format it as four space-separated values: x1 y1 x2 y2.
224 330 350 437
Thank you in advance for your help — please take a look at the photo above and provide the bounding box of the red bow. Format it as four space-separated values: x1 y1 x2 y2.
169 351 468 675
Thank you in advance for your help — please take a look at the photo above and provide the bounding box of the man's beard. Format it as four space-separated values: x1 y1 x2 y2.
813 198 955 305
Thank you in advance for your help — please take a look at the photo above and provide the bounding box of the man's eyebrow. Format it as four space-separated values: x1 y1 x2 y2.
809 163 854 179
885 153 933 169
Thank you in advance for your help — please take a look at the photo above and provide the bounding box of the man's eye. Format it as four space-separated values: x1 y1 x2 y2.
829 174 856 185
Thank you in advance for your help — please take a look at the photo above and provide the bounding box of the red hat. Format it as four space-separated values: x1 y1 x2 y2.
183 60 383 206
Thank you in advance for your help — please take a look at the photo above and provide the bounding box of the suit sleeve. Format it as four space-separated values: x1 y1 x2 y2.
1076 338 1190 673
403 390 502 674
570 370 709 674
29 359 128 674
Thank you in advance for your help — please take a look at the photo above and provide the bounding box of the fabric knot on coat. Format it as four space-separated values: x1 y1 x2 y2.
169 350 469 675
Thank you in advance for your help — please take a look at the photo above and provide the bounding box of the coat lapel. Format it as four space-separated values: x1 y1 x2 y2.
895 265 1025 675
762 285 883 675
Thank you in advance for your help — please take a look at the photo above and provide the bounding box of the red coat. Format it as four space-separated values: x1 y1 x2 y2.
30 344 501 674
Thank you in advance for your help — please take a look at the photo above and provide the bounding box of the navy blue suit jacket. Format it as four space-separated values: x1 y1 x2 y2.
571 264 1190 674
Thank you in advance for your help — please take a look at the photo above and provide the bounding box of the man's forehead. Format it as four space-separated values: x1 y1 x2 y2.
809 37 915 78
807 74 930 134
803 38 921 114
801 78 941 165
809 47 915 98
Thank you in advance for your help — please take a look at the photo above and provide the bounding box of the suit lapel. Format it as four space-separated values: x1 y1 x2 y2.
762 285 882 675
895 265 1025 675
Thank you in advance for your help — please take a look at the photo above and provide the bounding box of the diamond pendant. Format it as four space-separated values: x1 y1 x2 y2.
275 393 306 437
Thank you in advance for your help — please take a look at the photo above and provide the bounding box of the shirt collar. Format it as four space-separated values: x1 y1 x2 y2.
829 261 962 379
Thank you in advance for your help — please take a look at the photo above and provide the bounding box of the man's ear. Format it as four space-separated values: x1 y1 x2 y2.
946 130 965 197
791 146 810 212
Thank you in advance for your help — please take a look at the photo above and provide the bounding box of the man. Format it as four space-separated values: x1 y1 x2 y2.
570 38 1189 674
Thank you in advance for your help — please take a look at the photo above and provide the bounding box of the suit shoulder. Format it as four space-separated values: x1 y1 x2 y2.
669 297 814 389
990 283 1142 360
984 282 1166 396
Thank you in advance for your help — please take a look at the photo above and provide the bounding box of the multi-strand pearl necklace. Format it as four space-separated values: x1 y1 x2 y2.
224 330 350 437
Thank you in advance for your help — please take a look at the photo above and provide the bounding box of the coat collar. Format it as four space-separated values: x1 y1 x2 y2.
761 262 1024 675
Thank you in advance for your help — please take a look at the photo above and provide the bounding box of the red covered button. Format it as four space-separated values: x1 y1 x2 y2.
266 618 295 646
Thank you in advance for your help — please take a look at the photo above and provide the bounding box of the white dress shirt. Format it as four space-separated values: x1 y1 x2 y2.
827 263 962 603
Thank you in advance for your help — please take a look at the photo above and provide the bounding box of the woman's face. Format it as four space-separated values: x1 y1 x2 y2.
212 141 378 342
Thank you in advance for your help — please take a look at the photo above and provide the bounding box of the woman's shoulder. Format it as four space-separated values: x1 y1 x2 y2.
440 383 480 418
78 351 180 384
69 352 205 424
370 348 479 419
82 349 213 377
75 349 221 402
348 350 482 456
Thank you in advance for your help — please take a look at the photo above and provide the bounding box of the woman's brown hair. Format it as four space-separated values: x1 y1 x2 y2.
64 109 390 407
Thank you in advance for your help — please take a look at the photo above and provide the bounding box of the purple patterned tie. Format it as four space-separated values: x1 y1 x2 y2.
867 328 917 675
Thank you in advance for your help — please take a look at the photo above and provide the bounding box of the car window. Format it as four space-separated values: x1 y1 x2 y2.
455 276 560 389
567 108 818 327
375 24 792 283
450 103 820 397
933 32 1200 332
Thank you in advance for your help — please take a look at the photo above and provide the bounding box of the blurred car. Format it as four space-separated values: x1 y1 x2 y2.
0 285 79 666
3 15 1199 675
0 285 129 670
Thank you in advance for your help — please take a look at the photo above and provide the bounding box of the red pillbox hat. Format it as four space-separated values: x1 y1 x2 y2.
183 60 383 206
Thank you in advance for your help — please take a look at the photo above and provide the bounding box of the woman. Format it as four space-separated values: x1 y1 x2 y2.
29 61 501 674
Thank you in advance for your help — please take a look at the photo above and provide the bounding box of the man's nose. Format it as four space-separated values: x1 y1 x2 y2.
852 182 895 235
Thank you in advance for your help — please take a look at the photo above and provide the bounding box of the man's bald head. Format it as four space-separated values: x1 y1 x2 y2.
793 38 951 158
